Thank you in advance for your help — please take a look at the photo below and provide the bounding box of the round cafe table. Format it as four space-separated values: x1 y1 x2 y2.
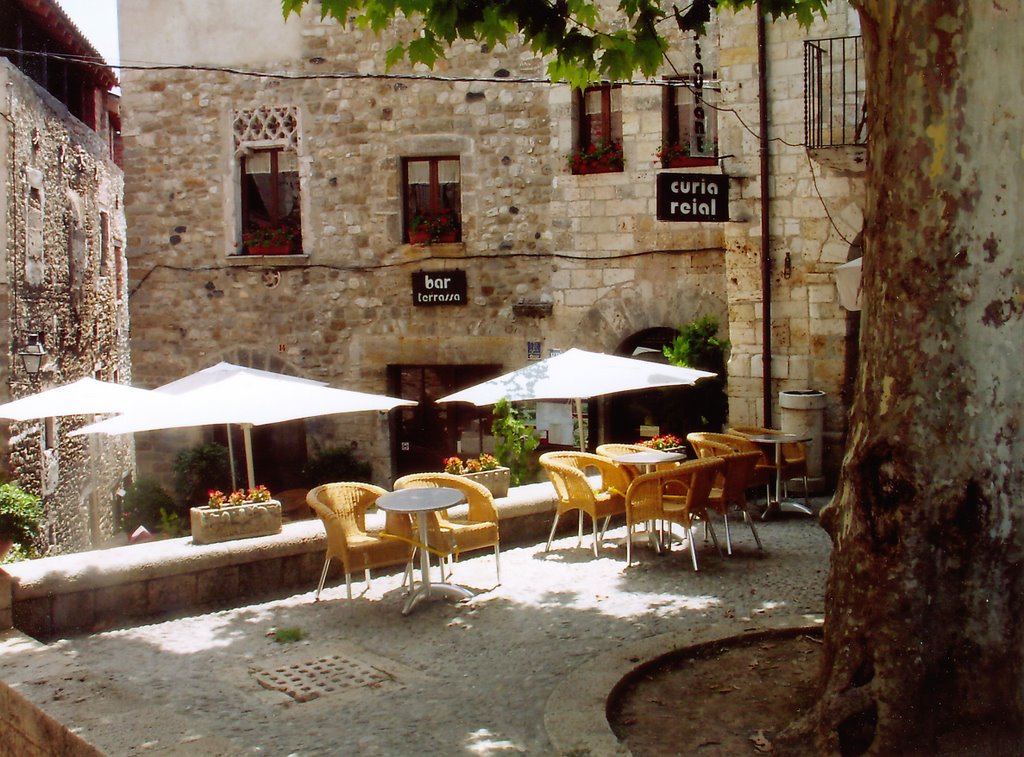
376 487 473 615
740 431 813 519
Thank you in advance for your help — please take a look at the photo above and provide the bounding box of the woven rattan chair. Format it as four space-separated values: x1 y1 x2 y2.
688 431 774 504
595 442 649 480
707 450 764 554
540 451 631 556
392 472 501 583
623 457 724 570
307 482 415 600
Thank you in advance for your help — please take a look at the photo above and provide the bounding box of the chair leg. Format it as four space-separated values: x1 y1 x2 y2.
315 556 332 601
577 511 584 547
686 522 700 572
802 474 810 509
744 507 764 551
705 518 723 558
626 521 634 566
723 513 733 555
494 543 501 584
345 571 353 600
592 514 600 557
545 512 562 552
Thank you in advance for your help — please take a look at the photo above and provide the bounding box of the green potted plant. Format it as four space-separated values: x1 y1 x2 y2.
190 483 282 545
428 209 460 243
491 398 540 486
656 140 719 168
442 453 510 497
408 214 432 244
0 482 43 560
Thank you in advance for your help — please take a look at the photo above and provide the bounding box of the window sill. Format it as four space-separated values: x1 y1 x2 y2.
571 166 624 176
403 242 465 257
660 156 719 168
227 253 309 268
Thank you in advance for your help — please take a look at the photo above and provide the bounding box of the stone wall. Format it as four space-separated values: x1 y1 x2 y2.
119 1 864 487
719 5 866 476
0 59 133 552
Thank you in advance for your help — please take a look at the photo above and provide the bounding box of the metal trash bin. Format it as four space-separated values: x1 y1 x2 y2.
779 390 827 486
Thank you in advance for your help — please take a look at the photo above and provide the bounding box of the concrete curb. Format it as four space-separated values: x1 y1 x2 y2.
544 614 825 756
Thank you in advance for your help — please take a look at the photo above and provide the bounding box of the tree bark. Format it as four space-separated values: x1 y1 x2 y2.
787 2 1024 753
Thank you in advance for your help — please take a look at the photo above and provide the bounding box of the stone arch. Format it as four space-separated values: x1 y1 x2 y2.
577 265 728 354
575 264 729 446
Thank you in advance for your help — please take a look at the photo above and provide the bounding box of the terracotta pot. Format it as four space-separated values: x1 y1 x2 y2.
247 244 291 255
408 229 431 245
435 231 458 243
573 163 623 175
662 156 718 168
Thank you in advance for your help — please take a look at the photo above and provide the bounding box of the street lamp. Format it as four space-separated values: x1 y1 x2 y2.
18 333 46 375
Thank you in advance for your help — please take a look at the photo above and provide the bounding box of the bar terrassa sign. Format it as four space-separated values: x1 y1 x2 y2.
412 270 467 306
656 173 729 222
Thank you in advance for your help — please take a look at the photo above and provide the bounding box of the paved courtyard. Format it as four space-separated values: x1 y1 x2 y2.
1 504 832 756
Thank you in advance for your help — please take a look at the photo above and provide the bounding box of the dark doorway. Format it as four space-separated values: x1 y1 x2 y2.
213 420 308 492
388 364 501 477
602 328 727 448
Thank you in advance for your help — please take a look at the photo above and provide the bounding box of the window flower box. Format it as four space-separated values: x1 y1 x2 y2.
656 143 718 169
242 225 298 255
247 244 292 256
568 140 624 175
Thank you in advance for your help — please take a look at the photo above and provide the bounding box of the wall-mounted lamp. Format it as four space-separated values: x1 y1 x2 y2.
18 333 46 375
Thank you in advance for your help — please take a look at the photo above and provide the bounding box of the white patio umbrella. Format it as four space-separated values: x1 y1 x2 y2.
836 257 863 311
0 377 155 421
72 365 416 489
437 348 716 451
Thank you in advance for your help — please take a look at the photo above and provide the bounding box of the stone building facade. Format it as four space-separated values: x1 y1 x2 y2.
1 1 132 552
118 0 864 492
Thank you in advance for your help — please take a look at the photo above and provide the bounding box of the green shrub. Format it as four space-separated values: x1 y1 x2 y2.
173 442 234 510
492 398 540 486
120 478 175 533
0 482 43 547
301 446 372 486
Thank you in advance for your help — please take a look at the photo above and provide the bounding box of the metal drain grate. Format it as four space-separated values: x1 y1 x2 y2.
253 654 396 703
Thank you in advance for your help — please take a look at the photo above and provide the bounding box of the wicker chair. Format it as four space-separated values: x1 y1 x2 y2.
707 450 764 554
727 425 810 506
539 451 631 556
392 472 501 583
307 482 415 600
688 431 774 504
623 457 724 571
595 442 649 480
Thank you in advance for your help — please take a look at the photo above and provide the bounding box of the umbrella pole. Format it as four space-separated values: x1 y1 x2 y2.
226 424 238 491
575 397 585 452
242 423 256 490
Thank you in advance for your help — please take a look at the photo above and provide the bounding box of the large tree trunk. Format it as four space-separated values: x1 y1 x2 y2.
790 3 1024 754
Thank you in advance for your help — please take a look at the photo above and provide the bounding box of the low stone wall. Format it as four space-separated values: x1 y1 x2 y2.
0 648 106 757
0 481 562 639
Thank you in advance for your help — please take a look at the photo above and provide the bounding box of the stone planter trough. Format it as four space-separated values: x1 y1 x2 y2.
461 467 511 498
190 499 282 545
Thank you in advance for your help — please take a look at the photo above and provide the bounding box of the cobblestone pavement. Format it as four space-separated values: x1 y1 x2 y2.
1 504 832 756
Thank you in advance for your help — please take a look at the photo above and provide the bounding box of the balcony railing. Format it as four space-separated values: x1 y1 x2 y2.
804 36 867 148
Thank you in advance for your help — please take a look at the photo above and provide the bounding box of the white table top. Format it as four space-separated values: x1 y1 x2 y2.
376 487 465 514
610 450 687 465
